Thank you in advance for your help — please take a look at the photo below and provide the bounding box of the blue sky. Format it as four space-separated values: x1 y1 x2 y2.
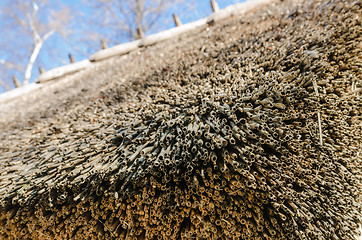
0 0 245 93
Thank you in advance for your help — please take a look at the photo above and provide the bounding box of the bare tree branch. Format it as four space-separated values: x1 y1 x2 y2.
0 0 71 88
86 0 185 43
24 30 54 85
26 1 41 42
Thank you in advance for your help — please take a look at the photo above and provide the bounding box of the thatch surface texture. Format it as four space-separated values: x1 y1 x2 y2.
0 0 361 239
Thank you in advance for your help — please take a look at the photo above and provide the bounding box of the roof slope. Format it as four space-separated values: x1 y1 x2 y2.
0 0 361 239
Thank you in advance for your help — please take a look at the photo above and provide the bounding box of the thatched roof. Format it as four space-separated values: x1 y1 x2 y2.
0 0 361 239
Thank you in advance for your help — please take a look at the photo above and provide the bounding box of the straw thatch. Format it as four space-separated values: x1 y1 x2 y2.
0 0 361 239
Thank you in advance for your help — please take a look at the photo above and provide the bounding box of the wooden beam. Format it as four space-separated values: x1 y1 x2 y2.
12 76 21 88
101 39 108 49
211 0 220 12
136 27 144 39
39 67 45 74
173 14 182 27
69 54 75 63
36 60 90 83
90 40 142 62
